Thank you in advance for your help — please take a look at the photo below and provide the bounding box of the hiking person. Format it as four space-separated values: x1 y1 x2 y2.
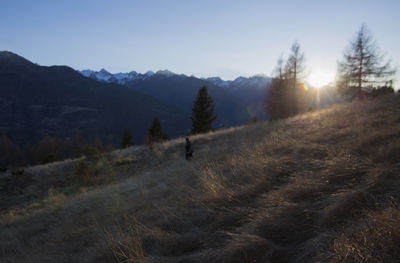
185 137 193 160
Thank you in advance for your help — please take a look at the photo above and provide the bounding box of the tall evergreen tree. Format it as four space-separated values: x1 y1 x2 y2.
337 24 395 99
190 86 216 134
120 128 134 149
147 117 168 143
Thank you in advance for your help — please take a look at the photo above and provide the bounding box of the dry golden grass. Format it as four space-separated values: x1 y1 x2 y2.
0 94 399 262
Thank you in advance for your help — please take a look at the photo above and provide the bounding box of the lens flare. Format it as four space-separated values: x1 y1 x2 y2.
302 83 309 92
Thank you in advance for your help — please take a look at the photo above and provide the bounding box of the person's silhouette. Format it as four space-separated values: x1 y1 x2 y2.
185 137 193 160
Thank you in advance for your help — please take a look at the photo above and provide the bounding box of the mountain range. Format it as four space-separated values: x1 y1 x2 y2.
78 69 271 119
0 51 270 147
79 68 156 85
0 51 189 146
79 68 270 90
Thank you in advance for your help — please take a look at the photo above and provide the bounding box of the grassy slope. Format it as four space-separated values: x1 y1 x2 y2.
0 95 399 263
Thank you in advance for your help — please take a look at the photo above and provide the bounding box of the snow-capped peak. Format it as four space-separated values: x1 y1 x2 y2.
144 71 155 77
204 75 271 91
99 68 110 74
85 68 114 82
80 69 94 78
155 70 176 77
78 68 270 91
78 68 159 85
204 77 231 88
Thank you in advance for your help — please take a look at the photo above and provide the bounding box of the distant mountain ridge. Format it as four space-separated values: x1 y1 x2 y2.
78 69 271 120
204 74 270 90
79 68 182 86
79 68 156 85
78 69 270 91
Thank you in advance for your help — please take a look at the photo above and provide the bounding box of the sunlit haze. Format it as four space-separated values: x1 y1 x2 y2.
1 0 399 87
308 69 335 88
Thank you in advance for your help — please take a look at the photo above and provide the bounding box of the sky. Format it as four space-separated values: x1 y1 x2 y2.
1 0 400 86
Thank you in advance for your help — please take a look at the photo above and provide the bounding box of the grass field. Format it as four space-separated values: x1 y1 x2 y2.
1 94 399 263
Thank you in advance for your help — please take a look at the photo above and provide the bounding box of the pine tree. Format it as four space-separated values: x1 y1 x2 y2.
190 86 216 134
337 24 395 99
147 117 168 143
120 128 134 149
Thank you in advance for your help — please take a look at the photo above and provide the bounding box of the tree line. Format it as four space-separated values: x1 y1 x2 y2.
265 24 396 120
120 85 217 148
0 85 217 169
0 131 112 169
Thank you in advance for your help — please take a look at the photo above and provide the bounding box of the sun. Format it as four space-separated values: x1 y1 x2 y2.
308 69 334 88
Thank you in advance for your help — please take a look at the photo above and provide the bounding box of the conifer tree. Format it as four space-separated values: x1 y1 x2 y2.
265 56 292 120
265 43 306 120
120 128 134 149
337 24 395 99
190 86 216 134
147 117 168 143
285 42 306 115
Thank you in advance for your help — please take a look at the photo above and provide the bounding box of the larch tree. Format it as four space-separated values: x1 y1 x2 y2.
337 24 395 99
265 42 307 120
190 86 216 134
285 42 307 115
265 56 292 120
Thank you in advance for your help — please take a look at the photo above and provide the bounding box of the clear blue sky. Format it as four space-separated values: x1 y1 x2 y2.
1 0 399 86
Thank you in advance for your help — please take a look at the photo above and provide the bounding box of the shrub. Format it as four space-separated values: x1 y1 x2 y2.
11 168 24 176
82 145 103 160
11 168 32 186
75 159 99 186
42 154 57 164
74 156 115 186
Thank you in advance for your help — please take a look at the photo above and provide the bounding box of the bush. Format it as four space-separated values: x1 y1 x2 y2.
74 156 115 186
11 168 32 187
42 154 57 164
75 159 99 186
82 145 103 160
11 168 24 176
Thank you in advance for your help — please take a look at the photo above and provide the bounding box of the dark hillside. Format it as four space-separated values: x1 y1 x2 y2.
0 51 189 146
126 74 250 128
